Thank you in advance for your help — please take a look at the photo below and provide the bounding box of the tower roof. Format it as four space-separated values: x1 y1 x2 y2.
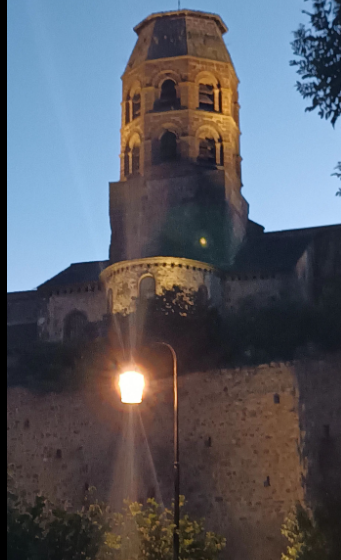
134 10 228 35
126 10 231 72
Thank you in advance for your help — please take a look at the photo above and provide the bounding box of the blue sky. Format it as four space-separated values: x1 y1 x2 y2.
7 0 340 292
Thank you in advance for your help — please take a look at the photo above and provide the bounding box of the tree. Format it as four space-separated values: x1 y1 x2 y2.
291 0 341 126
7 481 114 560
7 475 226 560
331 161 341 194
290 0 341 192
142 285 222 371
281 503 329 559
110 496 226 560
281 501 341 560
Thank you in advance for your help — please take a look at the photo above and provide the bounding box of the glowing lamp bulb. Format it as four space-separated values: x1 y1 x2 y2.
119 371 145 404
199 237 208 247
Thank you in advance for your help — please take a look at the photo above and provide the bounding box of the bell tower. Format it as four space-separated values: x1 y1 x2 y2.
102 10 249 315
119 10 243 188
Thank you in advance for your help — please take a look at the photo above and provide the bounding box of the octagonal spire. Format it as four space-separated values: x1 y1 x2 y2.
125 10 231 72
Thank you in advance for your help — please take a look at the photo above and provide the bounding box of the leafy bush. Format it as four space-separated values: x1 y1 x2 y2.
7 475 226 560
281 501 341 560
7 479 113 560
110 496 226 560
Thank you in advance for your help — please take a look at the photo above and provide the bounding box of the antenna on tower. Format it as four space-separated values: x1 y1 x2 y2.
178 0 180 10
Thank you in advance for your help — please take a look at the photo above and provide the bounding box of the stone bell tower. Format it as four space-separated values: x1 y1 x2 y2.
101 10 249 315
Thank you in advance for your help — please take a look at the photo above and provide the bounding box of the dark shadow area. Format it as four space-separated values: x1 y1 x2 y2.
8 278 341 393
294 351 341 558
158 199 232 267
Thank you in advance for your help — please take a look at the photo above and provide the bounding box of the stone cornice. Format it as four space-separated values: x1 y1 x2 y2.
100 256 221 282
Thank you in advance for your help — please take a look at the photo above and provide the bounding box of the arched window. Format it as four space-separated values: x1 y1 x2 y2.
197 77 221 112
161 80 176 103
199 138 216 164
107 289 113 314
125 83 141 124
124 135 141 177
154 79 180 111
139 275 155 300
124 147 130 176
63 310 88 342
132 92 141 120
132 146 140 174
199 83 214 111
197 126 223 167
160 131 177 162
125 95 131 124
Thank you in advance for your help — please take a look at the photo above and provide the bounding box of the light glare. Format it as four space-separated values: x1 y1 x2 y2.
119 371 145 404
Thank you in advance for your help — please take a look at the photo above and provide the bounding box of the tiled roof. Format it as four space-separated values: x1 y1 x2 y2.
126 10 231 72
231 232 312 273
38 260 110 290
231 223 341 274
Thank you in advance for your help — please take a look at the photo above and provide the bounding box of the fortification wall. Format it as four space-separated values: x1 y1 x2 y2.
7 353 341 560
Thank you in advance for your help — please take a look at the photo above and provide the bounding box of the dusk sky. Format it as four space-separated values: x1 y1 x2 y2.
7 0 340 292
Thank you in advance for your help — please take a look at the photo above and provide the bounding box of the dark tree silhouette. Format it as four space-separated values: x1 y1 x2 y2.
291 0 341 126
332 161 341 194
291 0 341 194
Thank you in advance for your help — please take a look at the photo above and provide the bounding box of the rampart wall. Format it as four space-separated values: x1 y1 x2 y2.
7 353 341 560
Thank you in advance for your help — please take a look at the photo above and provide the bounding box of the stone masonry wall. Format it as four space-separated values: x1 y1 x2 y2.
40 287 106 342
8 355 341 559
101 256 222 315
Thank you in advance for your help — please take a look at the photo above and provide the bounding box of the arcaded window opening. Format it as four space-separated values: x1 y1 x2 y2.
125 96 131 124
198 79 221 112
199 138 216 164
132 146 140 174
160 131 177 162
132 92 141 119
124 135 141 176
124 148 130 176
125 82 141 124
199 83 214 111
154 79 180 111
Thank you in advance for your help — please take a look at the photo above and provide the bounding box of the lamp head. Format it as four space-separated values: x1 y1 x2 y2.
118 370 145 404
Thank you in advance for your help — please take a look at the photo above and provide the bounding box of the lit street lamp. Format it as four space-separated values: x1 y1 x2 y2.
118 370 145 404
118 342 179 560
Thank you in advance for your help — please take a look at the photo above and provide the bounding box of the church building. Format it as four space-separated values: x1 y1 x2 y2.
7 9 340 346
7 11 341 560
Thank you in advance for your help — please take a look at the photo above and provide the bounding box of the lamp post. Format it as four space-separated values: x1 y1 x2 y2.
118 342 179 560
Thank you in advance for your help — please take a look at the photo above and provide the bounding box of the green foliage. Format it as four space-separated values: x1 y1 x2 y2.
110 496 226 560
143 286 222 371
144 283 341 368
7 477 225 560
8 283 341 392
332 162 341 194
291 1 341 193
291 0 341 127
281 501 341 560
281 503 329 559
7 339 108 394
7 481 115 560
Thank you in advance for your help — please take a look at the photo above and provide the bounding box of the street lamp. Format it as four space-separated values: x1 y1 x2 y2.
118 370 145 404
118 342 179 560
